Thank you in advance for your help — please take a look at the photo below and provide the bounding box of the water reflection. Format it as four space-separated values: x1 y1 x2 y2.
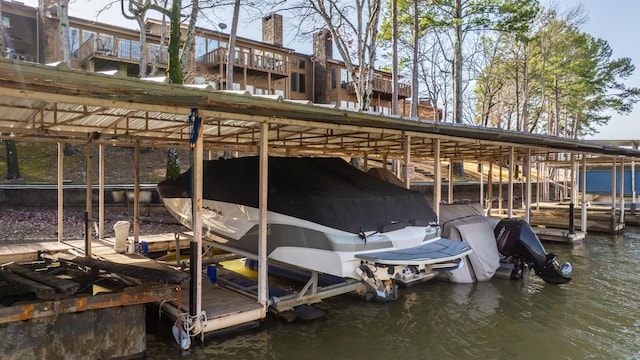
146 228 640 359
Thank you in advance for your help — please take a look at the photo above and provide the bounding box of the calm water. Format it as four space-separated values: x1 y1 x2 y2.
145 228 640 359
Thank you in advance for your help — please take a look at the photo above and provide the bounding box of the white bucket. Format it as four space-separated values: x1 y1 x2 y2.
113 221 130 253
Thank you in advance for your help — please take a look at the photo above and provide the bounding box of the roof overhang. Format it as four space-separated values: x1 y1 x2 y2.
1 59 639 163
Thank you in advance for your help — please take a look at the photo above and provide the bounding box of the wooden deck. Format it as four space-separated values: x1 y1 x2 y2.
165 275 265 334
533 227 586 244
0 233 265 336
490 206 626 235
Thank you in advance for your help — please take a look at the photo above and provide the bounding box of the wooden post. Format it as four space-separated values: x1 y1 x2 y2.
448 159 454 204
612 158 617 229
569 153 576 234
581 155 587 232
632 159 637 211
433 139 441 220
258 121 269 310
85 135 94 257
133 140 140 244
525 149 532 223
487 162 493 213
499 163 503 214
633 142 638 210
620 158 625 225
508 147 514 218
404 135 411 189
190 112 204 316
57 142 64 242
479 162 484 209
98 143 105 240
536 161 541 210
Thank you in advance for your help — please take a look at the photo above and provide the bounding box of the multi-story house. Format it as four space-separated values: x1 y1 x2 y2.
1 0 437 119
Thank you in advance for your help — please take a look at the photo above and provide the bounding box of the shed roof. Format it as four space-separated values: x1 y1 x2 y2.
0 59 638 163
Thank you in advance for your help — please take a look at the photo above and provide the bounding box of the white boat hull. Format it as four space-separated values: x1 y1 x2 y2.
162 198 472 282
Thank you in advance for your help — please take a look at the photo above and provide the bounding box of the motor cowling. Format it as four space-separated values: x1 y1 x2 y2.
494 218 572 284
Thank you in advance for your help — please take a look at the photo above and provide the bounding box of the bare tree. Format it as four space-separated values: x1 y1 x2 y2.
58 0 71 65
226 0 240 89
120 0 150 77
288 0 382 111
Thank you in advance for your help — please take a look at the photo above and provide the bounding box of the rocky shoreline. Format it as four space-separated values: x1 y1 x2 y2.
0 206 188 244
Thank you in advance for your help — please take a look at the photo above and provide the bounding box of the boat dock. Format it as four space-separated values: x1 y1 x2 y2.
0 237 186 358
2 60 640 355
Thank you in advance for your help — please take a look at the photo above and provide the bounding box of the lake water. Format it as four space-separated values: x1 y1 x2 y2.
145 228 640 359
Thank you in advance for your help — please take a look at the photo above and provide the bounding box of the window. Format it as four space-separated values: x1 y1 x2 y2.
195 36 206 62
291 73 306 93
118 40 130 58
69 28 80 59
330 68 337 89
275 89 285 97
246 85 254 94
82 30 95 45
207 38 218 52
341 69 349 84
242 48 250 66
299 74 306 93
298 60 305 69
254 49 263 67
131 40 141 61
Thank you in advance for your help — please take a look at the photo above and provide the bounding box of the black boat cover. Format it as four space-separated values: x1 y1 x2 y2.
158 156 437 234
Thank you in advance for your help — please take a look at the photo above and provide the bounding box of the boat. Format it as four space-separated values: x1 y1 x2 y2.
157 156 472 299
438 203 572 284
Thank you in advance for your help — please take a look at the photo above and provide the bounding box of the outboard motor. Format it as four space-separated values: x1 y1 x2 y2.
494 219 572 284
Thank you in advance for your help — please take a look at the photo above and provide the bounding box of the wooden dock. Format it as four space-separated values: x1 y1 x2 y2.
160 274 265 336
490 205 626 236
532 227 586 244
0 233 265 338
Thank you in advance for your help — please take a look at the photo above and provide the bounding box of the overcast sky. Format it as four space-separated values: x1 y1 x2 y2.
20 0 640 140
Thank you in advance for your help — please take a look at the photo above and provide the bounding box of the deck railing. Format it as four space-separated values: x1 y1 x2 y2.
342 78 412 98
200 48 286 76
79 34 169 65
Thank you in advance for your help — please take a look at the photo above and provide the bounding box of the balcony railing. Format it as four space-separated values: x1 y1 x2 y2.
79 34 168 66
342 78 412 98
200 48 287 76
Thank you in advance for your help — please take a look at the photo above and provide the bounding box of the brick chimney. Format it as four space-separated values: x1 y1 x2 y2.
313 29 332 103
262 13 283 46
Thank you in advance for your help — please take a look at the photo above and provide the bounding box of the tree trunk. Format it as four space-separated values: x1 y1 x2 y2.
166 0 184 178
58 0 70 65
554 74 560 136
0 1 4 55
150 2 168 77
165 148 180 179
226 0 240 90
136 15 147 77
180 0 198 80
5 140 21 180
167 0 183 84
452 0 463 124
391 0 398 115
410 0 418 118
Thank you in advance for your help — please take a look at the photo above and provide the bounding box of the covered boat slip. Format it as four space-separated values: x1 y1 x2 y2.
1 59 640 336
